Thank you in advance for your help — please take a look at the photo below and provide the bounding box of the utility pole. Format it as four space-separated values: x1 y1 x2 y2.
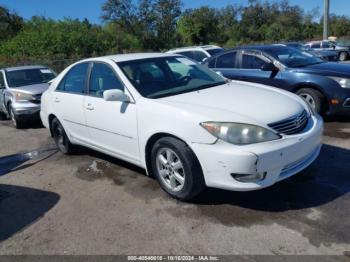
323 0 330 40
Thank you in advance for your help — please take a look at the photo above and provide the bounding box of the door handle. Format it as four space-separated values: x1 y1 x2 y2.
54 97 60 103
86 103 94 110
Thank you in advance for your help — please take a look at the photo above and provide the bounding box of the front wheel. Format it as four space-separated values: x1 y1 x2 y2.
51 118 75 154
339 52 348 62
297 88 324 114
8 104 24 129
151 137 205 201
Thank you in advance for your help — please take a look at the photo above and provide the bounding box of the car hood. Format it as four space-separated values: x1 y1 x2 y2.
157 81 306 126
299 62 350 77
9 83 49 95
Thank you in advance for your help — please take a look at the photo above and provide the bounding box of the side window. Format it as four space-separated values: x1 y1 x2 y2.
0 72 5 88
241 54 268 69
322 41 334 48
192 51 208 62
57 63 88 94
89 63 124 97
208 58 216 68
216 52 237 68
312 43 321 48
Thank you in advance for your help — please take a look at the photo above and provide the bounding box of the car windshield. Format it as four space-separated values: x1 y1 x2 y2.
5 68 56 87
206 48 225 56
118 56 226 99
266 47 324 68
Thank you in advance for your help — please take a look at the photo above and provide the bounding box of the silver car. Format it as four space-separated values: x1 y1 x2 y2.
0 65 56 128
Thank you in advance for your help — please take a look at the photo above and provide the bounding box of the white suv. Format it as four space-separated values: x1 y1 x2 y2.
166 45 224 63
41 53 323 200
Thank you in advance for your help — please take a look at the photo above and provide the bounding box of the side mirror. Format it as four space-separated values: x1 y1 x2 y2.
261 62 278 72
103 89 129 102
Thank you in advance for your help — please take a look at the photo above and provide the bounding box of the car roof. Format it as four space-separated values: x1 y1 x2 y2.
167 45 222 52
203 44 293 64
230 44 290 51
82 53 179 63
3 65 48 72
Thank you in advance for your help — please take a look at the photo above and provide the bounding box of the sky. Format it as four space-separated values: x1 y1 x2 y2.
1 0 348 24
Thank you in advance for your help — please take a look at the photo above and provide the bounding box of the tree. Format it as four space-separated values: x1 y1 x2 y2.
153 0 181 49
177 7 220 45
101 0 137 35
0 5 23 42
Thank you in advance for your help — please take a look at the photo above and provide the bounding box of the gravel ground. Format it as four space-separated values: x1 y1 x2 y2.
0 117 349 255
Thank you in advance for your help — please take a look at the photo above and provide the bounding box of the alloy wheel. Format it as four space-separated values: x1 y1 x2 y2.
156 148 185 192
299 93 316 110
53 123 66 152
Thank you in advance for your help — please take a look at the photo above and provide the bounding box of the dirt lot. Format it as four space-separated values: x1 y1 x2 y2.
0 117 349 255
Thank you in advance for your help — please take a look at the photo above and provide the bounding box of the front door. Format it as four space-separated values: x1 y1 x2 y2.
84 62 139 164
235 51 284 87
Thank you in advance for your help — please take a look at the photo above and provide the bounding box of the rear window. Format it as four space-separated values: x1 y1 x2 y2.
206 48 225 56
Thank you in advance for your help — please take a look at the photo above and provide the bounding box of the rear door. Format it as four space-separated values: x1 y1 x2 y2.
84 62 139 163
52 62 90 143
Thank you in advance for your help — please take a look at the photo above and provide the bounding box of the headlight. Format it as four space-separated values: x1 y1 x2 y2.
12 91 34 101
200 122 281 145
329 76 350 88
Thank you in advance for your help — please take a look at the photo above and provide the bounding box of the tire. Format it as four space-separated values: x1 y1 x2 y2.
8 103 24 129
51 118 75 154
151 137 205 201
296 88 324 114
0 111 8 120
339 52 348 62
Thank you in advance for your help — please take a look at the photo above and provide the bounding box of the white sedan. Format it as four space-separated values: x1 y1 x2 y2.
40 53 323 200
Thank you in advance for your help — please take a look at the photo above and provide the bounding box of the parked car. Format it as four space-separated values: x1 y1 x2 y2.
0 66 56 128
305 40 350 61
41 53 323 200
281 42 339 62
166 45 225 63
205 45 350 115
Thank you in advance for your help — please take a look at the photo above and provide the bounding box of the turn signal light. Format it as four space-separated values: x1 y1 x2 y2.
331 99 340 105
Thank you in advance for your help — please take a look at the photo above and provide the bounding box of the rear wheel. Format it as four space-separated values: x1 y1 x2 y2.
297 88 324 114
151 137 205 201
8 103 24 129
339 52 348 61
51 118 75 154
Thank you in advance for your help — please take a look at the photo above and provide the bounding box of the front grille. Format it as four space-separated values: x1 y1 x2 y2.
268 110 308 135
30 94 42 104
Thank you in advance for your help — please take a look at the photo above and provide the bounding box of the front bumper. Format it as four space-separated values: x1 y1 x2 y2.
191 115 323 191
12 101 41 119
327 88 350 115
